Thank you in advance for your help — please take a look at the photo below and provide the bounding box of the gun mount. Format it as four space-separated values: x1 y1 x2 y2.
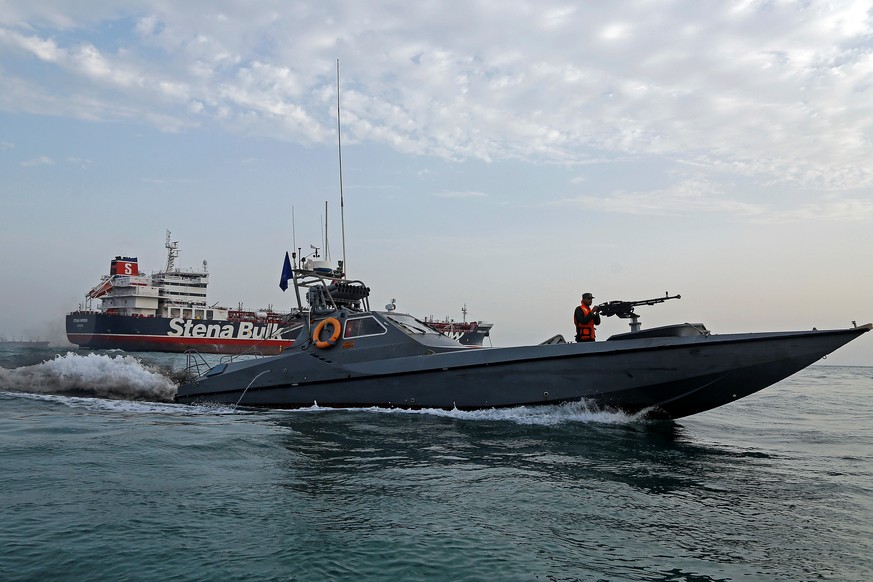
597 293 681 333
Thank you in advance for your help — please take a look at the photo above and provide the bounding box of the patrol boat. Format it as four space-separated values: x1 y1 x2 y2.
174 253 871 420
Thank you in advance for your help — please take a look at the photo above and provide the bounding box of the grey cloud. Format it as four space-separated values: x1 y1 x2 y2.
0 0 871 189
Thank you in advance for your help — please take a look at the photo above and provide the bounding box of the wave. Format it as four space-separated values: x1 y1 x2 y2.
0 352 178 402
2 390 247 417
285 399 645 426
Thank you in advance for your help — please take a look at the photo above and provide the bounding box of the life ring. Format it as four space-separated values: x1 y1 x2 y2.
313 317 342 348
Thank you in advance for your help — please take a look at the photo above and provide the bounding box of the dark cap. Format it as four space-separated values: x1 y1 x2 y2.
582 292 594 300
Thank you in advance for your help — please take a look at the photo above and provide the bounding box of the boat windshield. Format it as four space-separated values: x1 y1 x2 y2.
343 316 387 339
385 314 439 336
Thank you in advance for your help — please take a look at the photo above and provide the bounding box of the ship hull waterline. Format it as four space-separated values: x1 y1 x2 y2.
174 326 868 419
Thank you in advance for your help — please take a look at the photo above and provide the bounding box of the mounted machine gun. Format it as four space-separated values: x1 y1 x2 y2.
597 293 681 333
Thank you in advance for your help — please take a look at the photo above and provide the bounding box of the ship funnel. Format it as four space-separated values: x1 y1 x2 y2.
110 257 139 276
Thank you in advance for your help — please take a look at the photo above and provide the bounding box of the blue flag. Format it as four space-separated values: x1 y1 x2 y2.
279 251 293 291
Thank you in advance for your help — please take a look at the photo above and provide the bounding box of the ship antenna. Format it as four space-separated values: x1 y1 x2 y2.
164 229 179 272
336 58 347 276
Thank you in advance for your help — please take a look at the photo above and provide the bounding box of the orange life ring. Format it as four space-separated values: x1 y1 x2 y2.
313 317 342 348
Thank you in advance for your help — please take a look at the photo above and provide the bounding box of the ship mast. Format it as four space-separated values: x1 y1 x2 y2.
165 229 179 272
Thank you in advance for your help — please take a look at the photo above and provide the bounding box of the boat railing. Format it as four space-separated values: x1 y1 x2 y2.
181 348 267 378
182 347 273 379
182 350 214 380
181 317 305 378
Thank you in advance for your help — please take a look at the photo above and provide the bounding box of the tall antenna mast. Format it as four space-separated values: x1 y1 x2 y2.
336 58 347 275
324 200 330 261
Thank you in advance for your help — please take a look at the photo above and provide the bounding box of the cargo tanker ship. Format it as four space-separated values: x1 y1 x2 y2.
66 232 300 355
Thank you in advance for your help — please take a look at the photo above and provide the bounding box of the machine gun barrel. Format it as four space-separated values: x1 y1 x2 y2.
597 293 681 319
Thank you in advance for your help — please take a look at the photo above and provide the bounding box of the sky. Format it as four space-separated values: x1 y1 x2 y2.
1 0 872 365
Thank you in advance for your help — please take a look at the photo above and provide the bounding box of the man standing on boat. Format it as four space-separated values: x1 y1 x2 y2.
574 292 601 342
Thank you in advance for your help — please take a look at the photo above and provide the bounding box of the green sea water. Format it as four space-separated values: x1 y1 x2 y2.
1 348 872 581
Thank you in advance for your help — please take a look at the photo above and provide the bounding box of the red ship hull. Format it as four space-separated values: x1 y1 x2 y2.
66 312 298 355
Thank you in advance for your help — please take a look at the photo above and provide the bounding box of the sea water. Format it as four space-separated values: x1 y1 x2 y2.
1 347 872 581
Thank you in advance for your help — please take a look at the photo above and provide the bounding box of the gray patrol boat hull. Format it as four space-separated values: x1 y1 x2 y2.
175 319 870 419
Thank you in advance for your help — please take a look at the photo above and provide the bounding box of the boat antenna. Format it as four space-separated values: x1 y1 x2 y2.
324 200 330 261
336 58 347 276
291 206 297 267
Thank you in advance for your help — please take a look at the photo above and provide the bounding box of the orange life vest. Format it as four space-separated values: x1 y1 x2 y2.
575 304 596 341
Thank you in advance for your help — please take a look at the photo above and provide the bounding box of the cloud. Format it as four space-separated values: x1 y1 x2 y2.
0 1 871 188
434 190 488 199
20 156 54 167
66 157 92 169
555 177 767 218
762 196 873 224
555 174 873 224
141 177 198 185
